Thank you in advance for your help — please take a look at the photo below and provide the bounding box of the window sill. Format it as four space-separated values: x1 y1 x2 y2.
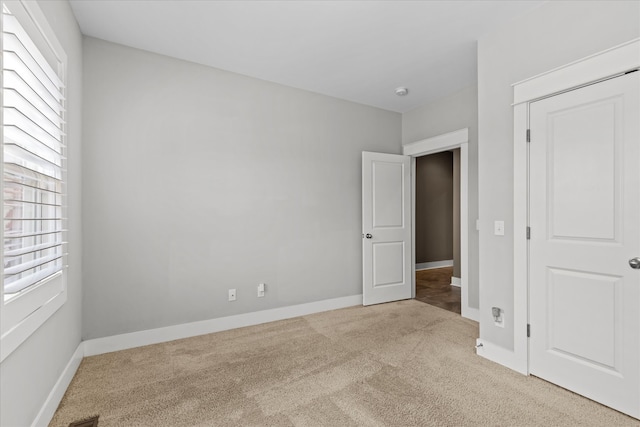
0 273 66 362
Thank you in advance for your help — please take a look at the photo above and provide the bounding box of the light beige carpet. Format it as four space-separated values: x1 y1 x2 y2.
50 300 638 426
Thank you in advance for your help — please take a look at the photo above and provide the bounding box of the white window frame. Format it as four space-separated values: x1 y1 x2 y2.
0 0 68 362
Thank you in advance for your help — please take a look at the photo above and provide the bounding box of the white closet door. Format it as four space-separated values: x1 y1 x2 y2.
529 72 639 418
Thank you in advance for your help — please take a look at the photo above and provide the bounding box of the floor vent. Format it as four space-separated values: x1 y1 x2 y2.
68 415 99 427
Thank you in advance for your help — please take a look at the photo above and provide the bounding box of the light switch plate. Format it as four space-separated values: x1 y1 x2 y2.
494 221 505 236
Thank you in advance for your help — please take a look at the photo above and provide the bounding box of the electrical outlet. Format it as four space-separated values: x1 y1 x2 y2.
228 289 236 301
492 306 505 328
257 283 265 298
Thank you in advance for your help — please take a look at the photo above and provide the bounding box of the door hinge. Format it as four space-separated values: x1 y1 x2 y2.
526 129 531 143
527 324 531 338
526 227 531 240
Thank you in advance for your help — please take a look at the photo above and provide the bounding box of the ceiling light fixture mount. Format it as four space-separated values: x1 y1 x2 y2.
395 87 409 96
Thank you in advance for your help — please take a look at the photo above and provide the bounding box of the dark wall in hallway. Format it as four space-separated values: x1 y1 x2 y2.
416 152 454 263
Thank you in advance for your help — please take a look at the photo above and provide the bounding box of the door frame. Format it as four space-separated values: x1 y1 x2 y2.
403 128 478 321
508 38 640 375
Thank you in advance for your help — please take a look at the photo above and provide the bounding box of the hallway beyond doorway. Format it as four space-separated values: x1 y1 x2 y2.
415 267 461 315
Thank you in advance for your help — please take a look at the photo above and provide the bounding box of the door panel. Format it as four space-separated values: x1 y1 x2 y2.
547 268 619 369
529 72 639 418
373 162 404 228
362 152 411 306
549 99 618 240
373 241 405 287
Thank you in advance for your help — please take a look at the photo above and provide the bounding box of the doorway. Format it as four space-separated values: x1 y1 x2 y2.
361 128 477 321
414 150 461 315
403 128 477 321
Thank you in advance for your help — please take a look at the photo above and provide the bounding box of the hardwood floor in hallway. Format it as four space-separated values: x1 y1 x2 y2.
415 266 461 315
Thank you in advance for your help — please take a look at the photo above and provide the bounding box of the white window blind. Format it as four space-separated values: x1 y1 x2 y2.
2 4 66 298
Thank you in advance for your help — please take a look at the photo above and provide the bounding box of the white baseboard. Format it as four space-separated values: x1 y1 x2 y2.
475 338 527 375
450 276 461 287
84 294 363 357
415 260 454 271
32 343 84 427
462 306 479 322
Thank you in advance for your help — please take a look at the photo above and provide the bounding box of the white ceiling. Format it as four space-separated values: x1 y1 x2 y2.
69 0 544 113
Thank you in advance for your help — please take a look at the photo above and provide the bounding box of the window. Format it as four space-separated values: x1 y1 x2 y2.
1 0 67 362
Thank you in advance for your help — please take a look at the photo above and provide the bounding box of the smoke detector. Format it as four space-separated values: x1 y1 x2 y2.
395 87 409 96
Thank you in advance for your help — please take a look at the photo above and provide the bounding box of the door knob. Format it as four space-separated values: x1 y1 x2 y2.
630 257 640 269
365 234 373 239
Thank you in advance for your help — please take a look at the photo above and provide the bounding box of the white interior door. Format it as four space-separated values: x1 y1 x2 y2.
362 152 411 306
529 71 639 418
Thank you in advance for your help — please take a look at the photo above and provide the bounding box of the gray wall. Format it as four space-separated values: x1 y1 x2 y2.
415 152 454 264
477 0 640 350
0 1 83 426
402 85 479 308
81 37 401 340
